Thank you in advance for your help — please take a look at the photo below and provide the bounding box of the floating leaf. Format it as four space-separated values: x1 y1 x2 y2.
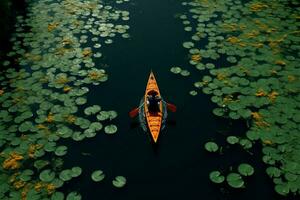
209 171 225 184
238 163 254 176
104 124 118 134
204 142 219 152
170 67 182 74
112 176 126 188
189 90 198 96
226 173 244 188
55 146 68 156
59 169 72 181
226 136 239 144
66 192 81 200
71 167 82 177
39 169 55 182
91 170 105 182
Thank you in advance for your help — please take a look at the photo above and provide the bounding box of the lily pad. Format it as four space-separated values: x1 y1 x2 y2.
91 170 105 182
112 176 126 188
170 67 182 74
209 171 225 184
39 169 55 182
238 163 254 176
226 136 239 144
104 124 118 134
66 192 81 200
55 146 68 156
204 141 219 152
226 173 244 188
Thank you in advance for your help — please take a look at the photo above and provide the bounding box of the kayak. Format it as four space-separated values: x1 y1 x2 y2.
144 71 163 143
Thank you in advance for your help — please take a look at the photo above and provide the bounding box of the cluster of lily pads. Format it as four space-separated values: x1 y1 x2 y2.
209 163 254 188
0 0 130 199
91 170 126 188
175 0 300 196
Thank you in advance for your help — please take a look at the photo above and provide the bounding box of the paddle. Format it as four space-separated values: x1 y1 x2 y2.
129 108 139 118
129 103 144 118
166 102 177 112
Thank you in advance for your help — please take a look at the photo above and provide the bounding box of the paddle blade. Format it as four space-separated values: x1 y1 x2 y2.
167 103 177 112
129 108 139 118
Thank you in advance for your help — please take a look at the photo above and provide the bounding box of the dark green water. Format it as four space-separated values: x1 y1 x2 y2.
61 0 286 199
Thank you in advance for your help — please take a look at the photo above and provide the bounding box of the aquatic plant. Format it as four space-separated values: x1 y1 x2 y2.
0 0 130 198
91 170 105 182
178 0 300 196
112 176 126 188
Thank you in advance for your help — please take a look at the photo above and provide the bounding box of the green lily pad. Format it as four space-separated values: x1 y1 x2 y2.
204 141 219 152
226 173 244 188
275 183 289 196
91 170 105 182
96 111 110 121
75 97 87 105
209 171 225 184
104 124 118 134
180 70 190 76
183 41 194 49
51 192 64 200
55 146 68 156
89 122 103 131
71 167 82 177
239 138 252 149
59 169 72 181
66 192 81 200
112 176 126 188
227 136 239 144
39 169 55 182
84 105 101 115
19 169 34 182
189 90 198 96
170 67 182 74
238 163 254 176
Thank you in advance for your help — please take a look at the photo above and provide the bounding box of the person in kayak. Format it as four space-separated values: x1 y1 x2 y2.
147 90 161 113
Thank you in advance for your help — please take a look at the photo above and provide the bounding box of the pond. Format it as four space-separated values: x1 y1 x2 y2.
0 0 299 200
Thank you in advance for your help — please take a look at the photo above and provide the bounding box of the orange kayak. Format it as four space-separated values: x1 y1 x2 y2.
144 71 163 143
